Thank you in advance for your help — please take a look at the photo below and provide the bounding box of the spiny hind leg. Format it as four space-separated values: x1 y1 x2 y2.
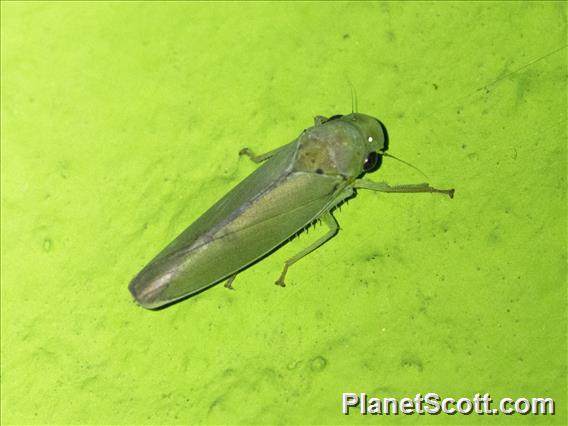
224 273 237 290
275 212 339 287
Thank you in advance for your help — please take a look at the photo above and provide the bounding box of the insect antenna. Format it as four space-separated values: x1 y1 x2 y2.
381 152 430 180
350 84 359 113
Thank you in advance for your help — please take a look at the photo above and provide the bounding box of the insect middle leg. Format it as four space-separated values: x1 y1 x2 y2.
275 212 339 287
355 180 455 198
224 273 237 290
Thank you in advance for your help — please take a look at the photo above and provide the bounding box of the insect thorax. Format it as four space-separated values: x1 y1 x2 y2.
292 121 366 177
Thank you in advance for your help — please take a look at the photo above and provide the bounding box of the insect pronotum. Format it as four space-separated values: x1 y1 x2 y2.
129 113 454 309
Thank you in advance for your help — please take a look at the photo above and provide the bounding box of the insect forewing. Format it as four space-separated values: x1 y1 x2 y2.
129 142 346 308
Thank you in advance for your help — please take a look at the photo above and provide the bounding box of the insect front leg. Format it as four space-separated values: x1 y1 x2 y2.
239 144 289 164
275 212 339 287
355 180 455 198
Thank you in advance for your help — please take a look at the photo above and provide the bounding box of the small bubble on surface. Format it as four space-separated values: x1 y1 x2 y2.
43 238 52 252
309 356 327 372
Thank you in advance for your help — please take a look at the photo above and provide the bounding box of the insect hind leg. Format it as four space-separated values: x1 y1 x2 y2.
275 212 339 287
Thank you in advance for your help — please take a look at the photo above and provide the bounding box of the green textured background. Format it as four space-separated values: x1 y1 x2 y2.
1 1 566 425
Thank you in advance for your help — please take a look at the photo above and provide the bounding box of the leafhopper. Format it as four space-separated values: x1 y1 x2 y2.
129 113 453 309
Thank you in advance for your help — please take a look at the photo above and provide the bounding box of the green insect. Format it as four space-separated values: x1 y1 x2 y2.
129 113 454 309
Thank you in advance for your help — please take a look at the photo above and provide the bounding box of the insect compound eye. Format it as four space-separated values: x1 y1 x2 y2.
363 151 383 173
375 119 389 152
